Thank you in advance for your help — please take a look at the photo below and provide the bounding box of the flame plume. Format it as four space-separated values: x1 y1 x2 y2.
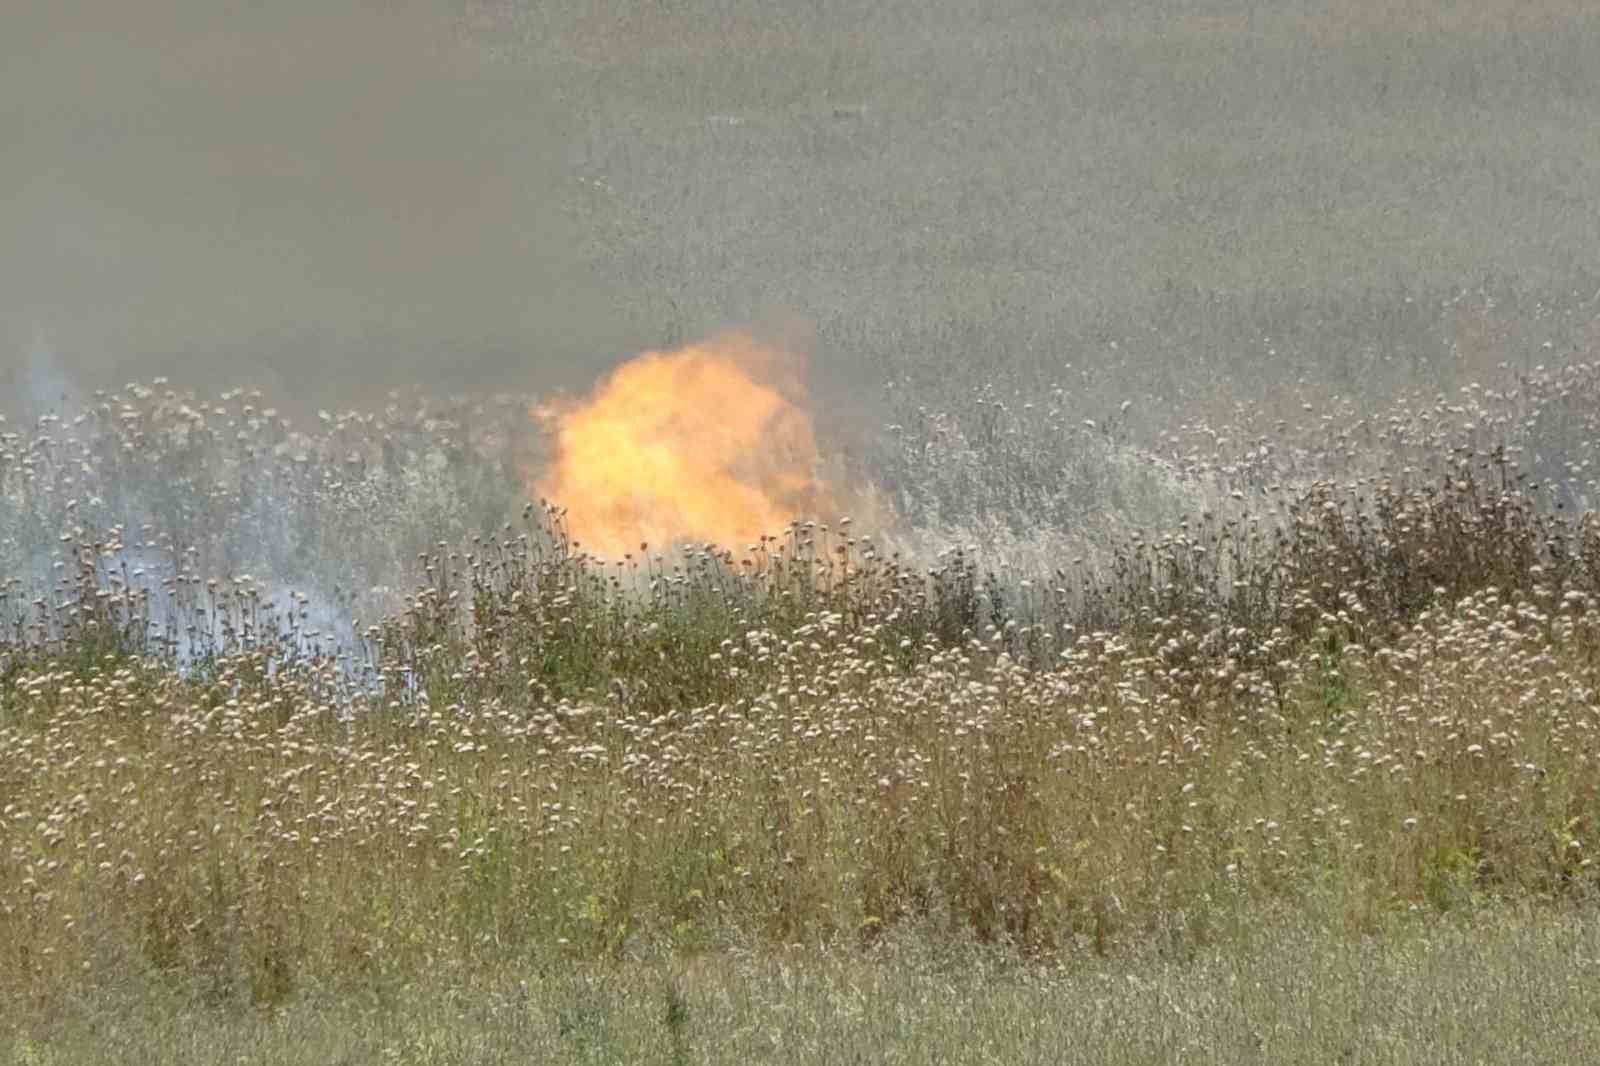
535 332 831 557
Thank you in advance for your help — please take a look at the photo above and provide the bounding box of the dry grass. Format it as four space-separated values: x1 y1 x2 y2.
8 1 1600 1058
4 907 1600 1064
4 360 1600 1044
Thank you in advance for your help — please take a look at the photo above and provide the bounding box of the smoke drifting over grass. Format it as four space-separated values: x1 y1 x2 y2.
7 0 1600 643
19 333 77 417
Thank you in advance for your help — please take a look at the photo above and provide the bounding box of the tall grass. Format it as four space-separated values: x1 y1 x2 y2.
4 361 1600 1028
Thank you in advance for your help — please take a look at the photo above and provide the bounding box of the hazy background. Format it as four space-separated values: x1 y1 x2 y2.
2 1 649 411
5 0 1600 425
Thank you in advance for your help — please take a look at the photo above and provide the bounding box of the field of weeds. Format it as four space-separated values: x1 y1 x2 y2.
5 354 1600 1062
9 1 1600 1058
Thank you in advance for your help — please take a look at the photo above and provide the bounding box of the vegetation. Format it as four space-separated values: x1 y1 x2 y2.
7 910 1600 1065
4 356 1600 1062
8 1 1600 1060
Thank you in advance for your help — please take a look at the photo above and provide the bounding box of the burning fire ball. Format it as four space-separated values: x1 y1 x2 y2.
535 331 835 557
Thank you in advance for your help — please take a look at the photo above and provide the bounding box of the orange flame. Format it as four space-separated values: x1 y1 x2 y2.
535 332 831 557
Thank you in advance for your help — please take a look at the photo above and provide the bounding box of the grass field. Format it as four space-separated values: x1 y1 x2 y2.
6 356 1600 1061
7 1 1600 1062
8 910 1600 1064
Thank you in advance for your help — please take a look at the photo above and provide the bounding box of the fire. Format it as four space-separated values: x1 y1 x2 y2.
535 332 831 557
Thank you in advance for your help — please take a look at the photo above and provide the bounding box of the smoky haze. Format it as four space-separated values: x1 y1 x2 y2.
5 0 1600 429
4 0 1600 648
2 1 646 412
